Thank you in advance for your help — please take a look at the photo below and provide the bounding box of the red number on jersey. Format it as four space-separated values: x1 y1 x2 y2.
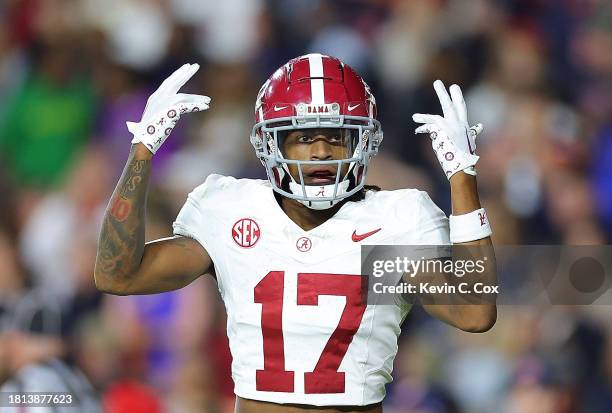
254 271 294 392
255 271 366 393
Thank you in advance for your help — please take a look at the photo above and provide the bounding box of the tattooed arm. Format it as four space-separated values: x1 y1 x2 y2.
94 144 212 295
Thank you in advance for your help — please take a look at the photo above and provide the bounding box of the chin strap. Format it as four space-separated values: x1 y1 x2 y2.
288 179 351 210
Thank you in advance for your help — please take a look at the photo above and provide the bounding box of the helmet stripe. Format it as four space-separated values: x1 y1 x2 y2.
308 53 325 105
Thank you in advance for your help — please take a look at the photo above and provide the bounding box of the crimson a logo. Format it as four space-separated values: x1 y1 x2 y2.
296 237 312 252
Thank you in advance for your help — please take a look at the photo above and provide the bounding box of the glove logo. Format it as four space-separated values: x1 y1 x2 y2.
168 109 177 118
165 128 173 136
445 152 454 161
147 125 155 135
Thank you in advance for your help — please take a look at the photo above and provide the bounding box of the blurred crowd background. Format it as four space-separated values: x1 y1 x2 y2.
1 0 612 412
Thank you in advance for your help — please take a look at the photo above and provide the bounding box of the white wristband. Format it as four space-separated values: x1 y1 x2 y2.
449 208 492 243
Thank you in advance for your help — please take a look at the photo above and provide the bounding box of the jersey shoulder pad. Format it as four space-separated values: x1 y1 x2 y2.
189 174 238 202
365 188 449 244
188 174 269 205
367 187 422 205
366 187 429 220
173 175 265 256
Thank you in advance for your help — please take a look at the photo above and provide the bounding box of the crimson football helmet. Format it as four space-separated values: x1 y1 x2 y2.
250 53 383 209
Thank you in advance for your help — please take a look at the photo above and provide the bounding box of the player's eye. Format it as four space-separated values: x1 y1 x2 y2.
329 131 352 146
297 135 314 143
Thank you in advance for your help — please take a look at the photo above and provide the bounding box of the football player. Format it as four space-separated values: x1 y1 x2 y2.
94 54 496 413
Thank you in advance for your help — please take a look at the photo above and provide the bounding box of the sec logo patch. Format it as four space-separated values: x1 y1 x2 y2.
232 218 260 248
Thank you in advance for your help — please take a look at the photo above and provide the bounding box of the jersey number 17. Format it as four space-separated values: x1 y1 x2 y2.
255 271 366 394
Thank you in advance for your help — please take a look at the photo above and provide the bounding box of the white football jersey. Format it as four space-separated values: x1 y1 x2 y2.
173 175 450 406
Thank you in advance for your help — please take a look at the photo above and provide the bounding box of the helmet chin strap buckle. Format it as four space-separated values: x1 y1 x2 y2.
288 180 351 210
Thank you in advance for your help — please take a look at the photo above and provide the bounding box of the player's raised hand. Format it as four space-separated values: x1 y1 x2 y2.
127 63 211 154
412 80 483 180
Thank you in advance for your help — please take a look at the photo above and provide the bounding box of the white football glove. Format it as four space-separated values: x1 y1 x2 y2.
413 80 482 180
127 63 211 154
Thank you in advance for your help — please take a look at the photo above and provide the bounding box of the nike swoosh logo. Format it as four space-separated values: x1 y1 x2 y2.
274 105 288 111
348 104 360 111
352 228 381 242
